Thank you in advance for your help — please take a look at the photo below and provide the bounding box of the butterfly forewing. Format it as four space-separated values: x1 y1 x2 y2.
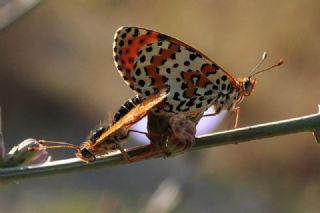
113 27 237 117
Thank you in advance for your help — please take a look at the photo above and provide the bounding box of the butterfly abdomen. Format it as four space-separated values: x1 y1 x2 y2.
114 95 142 122
89 126 108 143
88 95 142 144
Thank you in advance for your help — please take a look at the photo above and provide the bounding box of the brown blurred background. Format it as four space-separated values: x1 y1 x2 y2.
1 0 320 212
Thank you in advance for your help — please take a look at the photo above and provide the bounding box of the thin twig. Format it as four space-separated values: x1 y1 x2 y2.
0 107 5 162
0 110 320 182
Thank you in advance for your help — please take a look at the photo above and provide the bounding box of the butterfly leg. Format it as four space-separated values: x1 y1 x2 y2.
233 107 240 128
114 140 133 162
226 107 240 129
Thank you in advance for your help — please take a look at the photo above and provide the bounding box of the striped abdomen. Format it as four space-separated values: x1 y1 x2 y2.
113 95 142 122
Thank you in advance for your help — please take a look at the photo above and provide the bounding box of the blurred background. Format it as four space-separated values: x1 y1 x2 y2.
1 0 320 212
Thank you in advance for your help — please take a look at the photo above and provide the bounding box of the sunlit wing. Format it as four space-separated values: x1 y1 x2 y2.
113 27 238 116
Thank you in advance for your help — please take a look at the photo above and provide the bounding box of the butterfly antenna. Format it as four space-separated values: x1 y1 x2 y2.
29 140 79 151
249 58 284 78
248 52 268 77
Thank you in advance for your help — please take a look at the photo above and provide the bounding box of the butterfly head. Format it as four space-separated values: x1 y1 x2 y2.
239 77 257 97
76 146 96 162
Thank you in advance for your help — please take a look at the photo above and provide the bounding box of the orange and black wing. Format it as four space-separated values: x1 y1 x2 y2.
113 27 238 116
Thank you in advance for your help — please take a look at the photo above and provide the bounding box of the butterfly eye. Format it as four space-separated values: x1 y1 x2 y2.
242 79 253 95
80 148 96 162
244 80 252 90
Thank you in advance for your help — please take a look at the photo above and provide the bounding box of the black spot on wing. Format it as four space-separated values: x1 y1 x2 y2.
173 63 179 68
181 83 188 90
196 102 203 108
138 80 145 87
204 90 213 96
189 53 197 60
133 28 139 37
186 97 197 107
145 90 151 96
121 33 127 39
221 84 226 90
176 100 186 112
135 68 141 76
212 63 219 70
140 55 146 63
173 92 180 101
157 33 170 40
146 46 153 52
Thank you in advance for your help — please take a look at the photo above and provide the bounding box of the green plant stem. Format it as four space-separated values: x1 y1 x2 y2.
1 110 320 182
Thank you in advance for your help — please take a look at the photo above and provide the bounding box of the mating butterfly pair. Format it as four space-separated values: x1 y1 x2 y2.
34 27 282 162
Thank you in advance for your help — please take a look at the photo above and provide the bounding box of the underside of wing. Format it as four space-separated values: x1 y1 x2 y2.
113 27 237 115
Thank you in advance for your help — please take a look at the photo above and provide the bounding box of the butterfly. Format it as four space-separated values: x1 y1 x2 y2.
32 89 168 162
113 27 283 126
